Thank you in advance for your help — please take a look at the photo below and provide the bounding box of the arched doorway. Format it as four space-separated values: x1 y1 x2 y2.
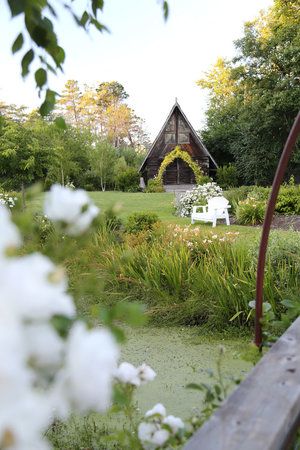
163 158 196 184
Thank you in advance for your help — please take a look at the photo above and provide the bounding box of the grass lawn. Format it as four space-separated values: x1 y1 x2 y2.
29 190 259 237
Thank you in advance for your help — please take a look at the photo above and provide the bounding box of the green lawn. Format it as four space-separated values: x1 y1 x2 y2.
29 190 259 236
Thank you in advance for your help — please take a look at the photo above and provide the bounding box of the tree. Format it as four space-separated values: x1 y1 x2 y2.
5 1 169 116
56 80 82 127
198 0 300 185
88 140 117 191
0 117 46 205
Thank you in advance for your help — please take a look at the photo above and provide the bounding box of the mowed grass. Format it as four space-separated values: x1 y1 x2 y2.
29 190 259 237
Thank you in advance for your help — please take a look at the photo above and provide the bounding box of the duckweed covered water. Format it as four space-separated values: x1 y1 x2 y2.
122 327 252 418
49 327 252 448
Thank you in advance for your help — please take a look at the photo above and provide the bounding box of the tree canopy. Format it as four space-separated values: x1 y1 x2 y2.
198 0 300 185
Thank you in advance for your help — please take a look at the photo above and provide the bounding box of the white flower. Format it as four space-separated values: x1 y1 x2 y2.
115 362 140 386
0 205 21 256
145 403 166 418
24 323 65 368
61 322 119 413
0 253 75 320
163 415 185 434
138 422 170 449
137 363 156 384
115 362 156 386
44 184 99 235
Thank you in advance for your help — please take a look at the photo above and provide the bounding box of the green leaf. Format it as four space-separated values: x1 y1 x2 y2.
8 0 25 17
80 11 89 27
48 45 65 67
12 33 24 54
35 68 47 88
39 89 57 116
186 383 203 391
92 0 104 17
163 1 169 20
21 49 34 77
90 18 108 33
54 117 67 129
229 310 243 322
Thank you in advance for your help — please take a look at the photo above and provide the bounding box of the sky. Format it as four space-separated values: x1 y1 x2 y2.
0 0 273 139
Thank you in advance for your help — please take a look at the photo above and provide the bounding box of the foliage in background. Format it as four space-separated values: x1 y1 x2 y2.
145 177 165 193
216 164 238 189
157 146 204 185
115 167 140 192
225 182 300 217
198 0 300 185
0 106 146 192
176 182 223 217
126 212 160 234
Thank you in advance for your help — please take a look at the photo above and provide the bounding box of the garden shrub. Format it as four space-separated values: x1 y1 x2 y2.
0 190 18 208
276 185 300 215
126 212 160 233
176 182 223 217
216 164 238 189
115 167 140 192
235 197 266 225
145 177 165 193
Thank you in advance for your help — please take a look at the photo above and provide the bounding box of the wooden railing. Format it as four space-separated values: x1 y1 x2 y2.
184 317 300 450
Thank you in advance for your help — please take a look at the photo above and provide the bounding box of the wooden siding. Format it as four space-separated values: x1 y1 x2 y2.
141 106 211 184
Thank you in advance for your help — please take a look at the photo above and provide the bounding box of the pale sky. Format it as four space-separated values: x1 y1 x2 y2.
0 0 273 139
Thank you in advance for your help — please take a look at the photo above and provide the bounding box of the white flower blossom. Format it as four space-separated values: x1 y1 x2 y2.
61 322 119 414
138 422 170 449
137 363 156 384
24 323 65 368
0 253 75 320
145 403 166 418
0 205 21 257
163 415 185 434
44 184 99 235
115 362 140 386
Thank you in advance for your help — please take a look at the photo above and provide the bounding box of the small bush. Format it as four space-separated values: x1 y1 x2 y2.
126 212 160 233
216 164 238 189
235 197 266 225
145 177 164 193
276 185 300 215
115 168 140 192
224 186 258 215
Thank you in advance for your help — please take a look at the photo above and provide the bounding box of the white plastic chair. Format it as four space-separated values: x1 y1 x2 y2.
191 196 231 227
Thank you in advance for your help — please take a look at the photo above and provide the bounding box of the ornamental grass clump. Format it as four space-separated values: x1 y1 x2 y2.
235 197 266 225
176 182 223 217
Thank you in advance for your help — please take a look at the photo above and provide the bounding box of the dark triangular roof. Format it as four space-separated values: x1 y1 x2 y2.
140 100 218 171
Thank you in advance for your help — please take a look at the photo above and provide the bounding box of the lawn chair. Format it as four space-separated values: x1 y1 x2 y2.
191 196 231 227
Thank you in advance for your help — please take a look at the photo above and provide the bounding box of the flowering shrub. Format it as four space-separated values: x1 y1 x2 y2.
176 182 223 217
0 191 18 208
235 197 266 225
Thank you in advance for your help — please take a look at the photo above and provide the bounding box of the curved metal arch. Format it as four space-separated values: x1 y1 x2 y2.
255 112 300 348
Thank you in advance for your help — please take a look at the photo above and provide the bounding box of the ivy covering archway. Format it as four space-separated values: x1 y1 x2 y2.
156 146 204 184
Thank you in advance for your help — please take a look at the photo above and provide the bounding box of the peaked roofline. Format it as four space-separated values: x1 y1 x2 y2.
139 101 218 172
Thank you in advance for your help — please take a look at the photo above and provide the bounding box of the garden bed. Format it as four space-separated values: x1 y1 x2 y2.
230 214 300 231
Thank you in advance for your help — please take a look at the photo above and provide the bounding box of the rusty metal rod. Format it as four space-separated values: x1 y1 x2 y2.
255 111 300 348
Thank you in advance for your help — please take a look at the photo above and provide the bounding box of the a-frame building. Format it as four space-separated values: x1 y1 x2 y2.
140 100 217 185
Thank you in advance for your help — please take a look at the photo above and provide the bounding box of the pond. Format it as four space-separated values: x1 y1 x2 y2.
122 327 252 418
